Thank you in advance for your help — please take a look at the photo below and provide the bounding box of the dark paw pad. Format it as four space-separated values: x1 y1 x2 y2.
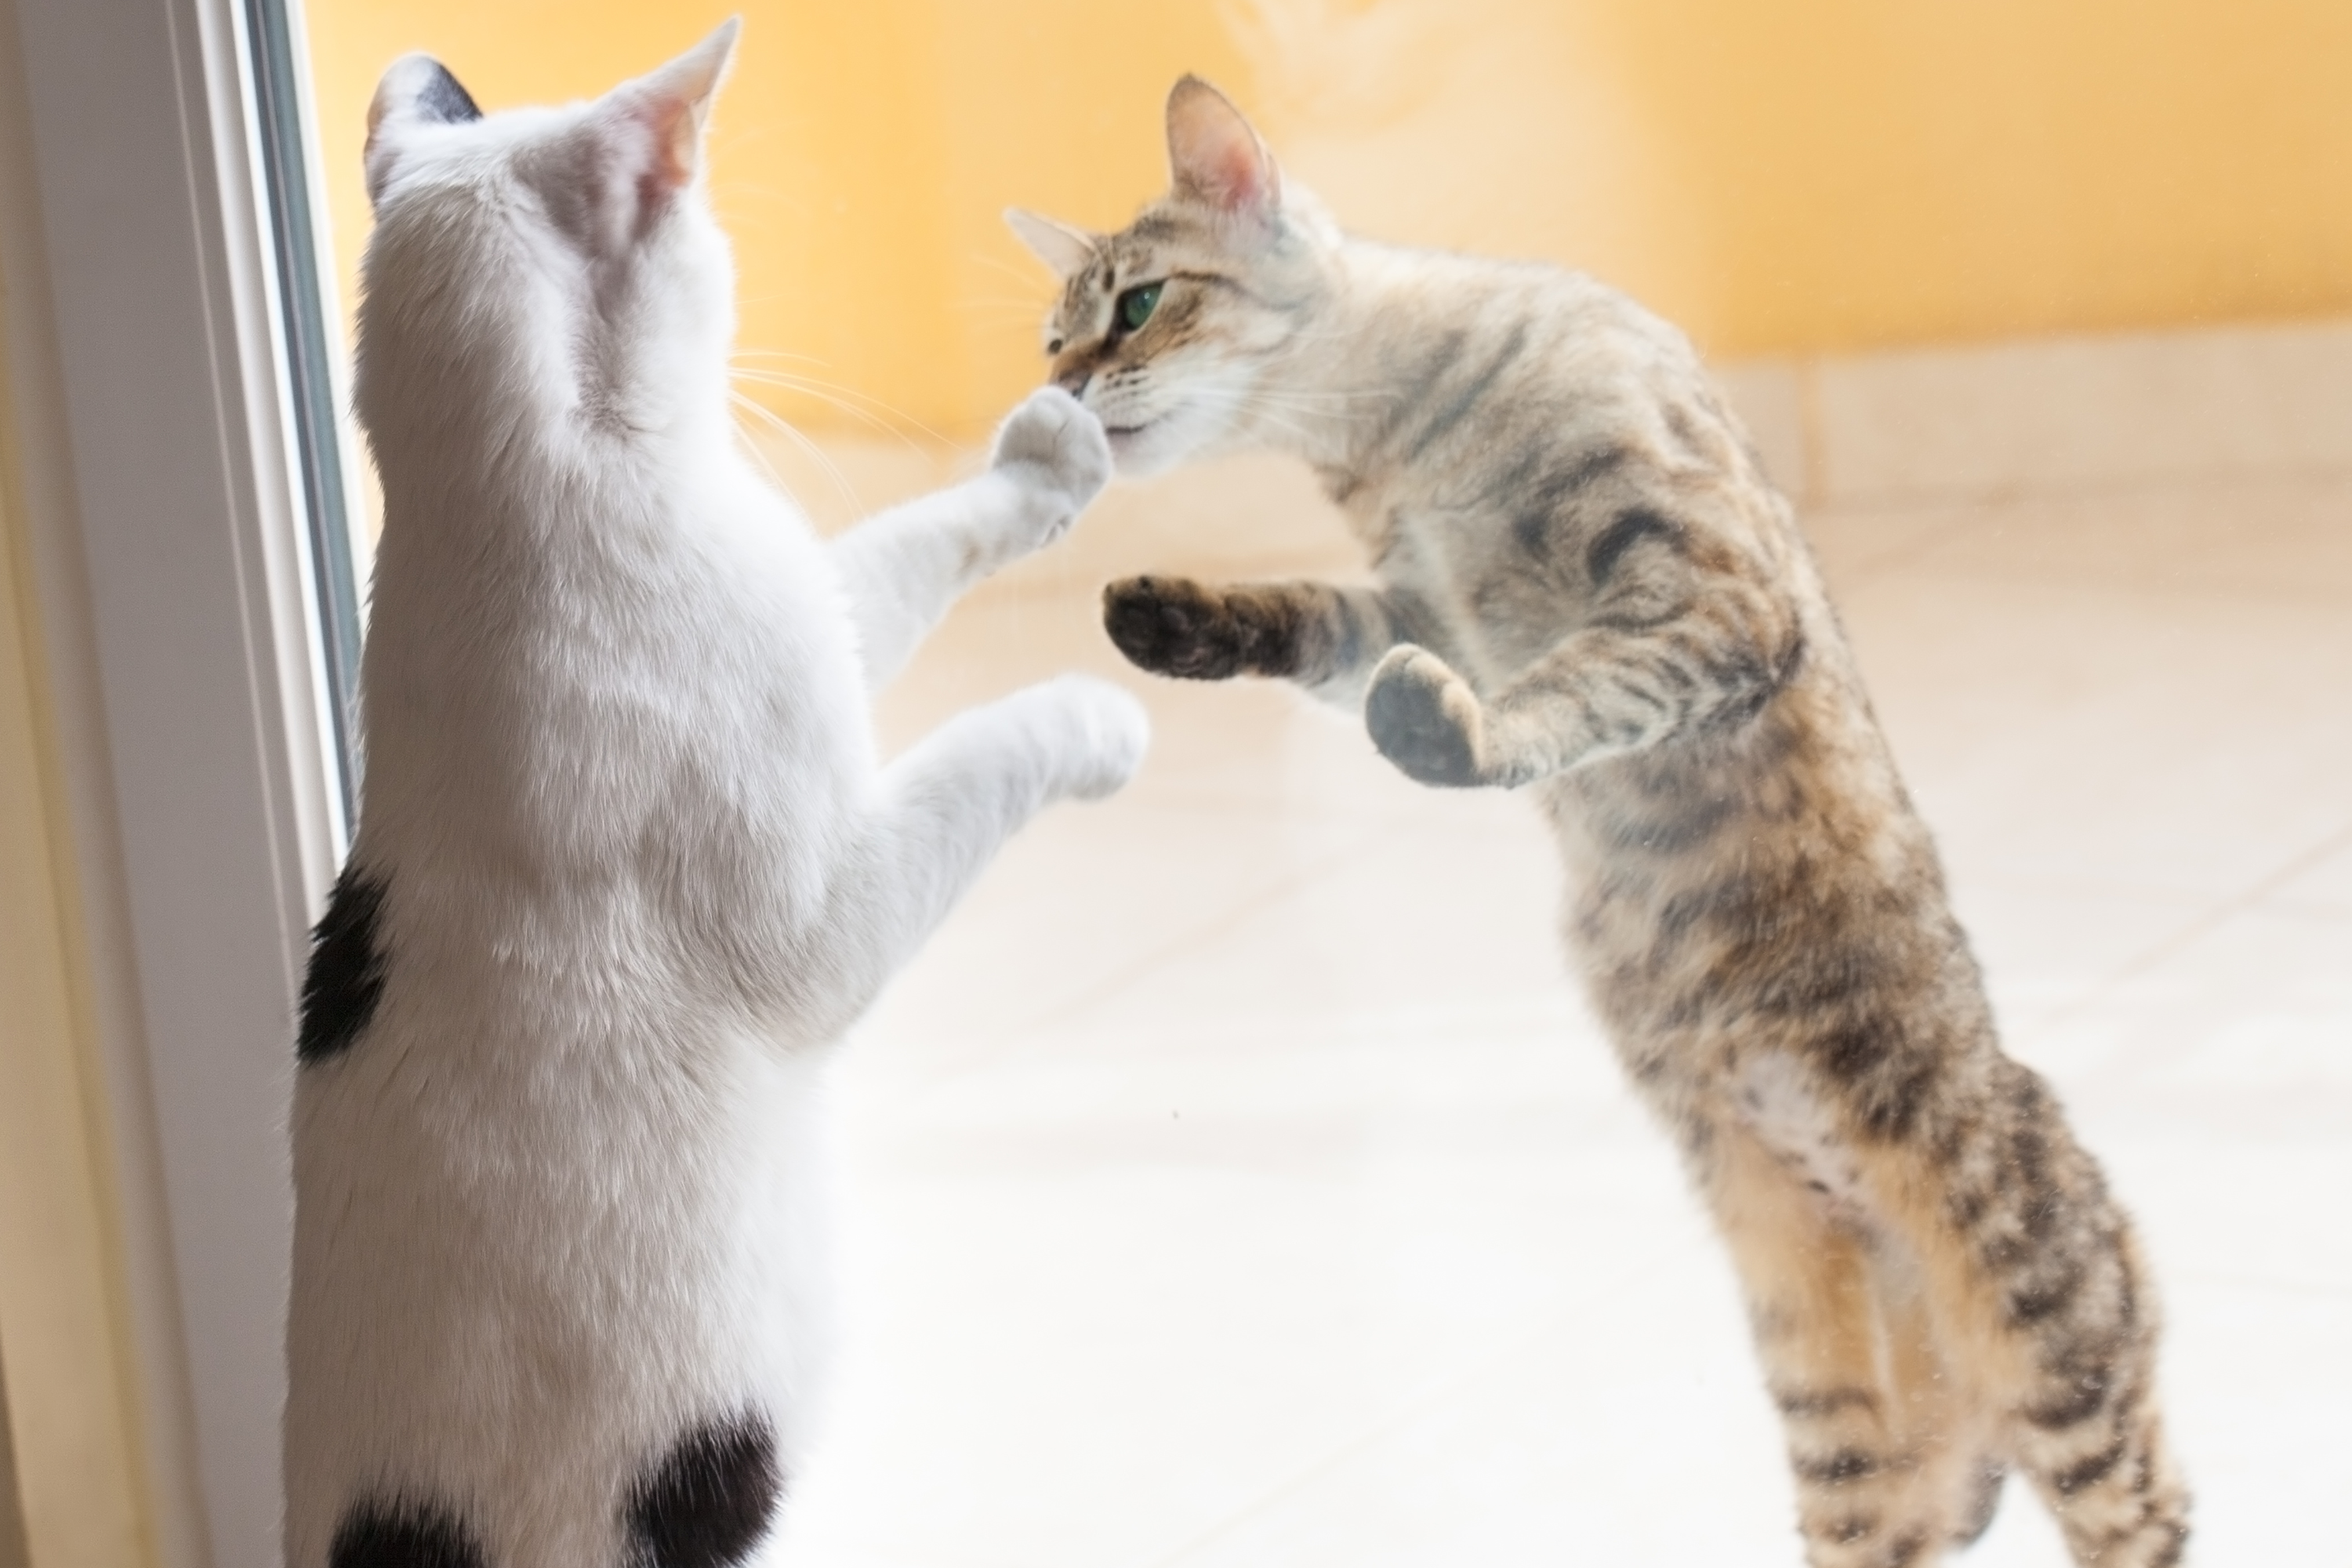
1103 575 1256 680
1366 652 1483 786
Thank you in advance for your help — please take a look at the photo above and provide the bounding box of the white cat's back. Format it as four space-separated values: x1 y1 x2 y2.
361 429 867 909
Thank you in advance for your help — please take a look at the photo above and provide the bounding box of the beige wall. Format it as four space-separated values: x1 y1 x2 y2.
0 1358 27 1568
0 538 154 1568
0 249 154 1568
306 0 2352 436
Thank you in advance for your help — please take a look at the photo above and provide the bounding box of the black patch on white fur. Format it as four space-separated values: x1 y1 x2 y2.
416 62 482 125
626 1412 782 1568
329 1501 487 1568
297 866 389 1065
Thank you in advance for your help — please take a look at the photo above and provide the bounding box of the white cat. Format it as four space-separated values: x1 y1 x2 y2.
284 24 1149 1568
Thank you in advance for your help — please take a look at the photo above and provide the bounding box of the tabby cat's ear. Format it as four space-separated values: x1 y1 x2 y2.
1166 75 1279 223
610 17 740 195
365 54 482 207
1004 209 1099 279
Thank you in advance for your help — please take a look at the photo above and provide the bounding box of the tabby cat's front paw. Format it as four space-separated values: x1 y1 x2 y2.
1102 575 1256 680
1101 573 1289 677
991 387 1112 548
1366 646 1490 787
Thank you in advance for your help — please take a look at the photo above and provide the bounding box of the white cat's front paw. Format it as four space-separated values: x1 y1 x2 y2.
990 387 1112 548
1039 673 1149 800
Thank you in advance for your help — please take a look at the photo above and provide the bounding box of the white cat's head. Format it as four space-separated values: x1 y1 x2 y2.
1007 77 1339 478
355 22 740 469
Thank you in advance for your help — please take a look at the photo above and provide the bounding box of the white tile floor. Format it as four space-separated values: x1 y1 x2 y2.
769 446 2352 1566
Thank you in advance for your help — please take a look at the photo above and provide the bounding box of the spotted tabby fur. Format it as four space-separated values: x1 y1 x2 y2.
1008 78 2188 1568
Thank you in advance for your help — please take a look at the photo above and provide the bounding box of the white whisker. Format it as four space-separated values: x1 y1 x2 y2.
729 403 795 497
728 369 949 448
728 391 858 517
730 347 829 365
971 252 1058 290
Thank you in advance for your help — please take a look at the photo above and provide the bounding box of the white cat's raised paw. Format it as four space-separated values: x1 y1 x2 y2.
990 387 1113 546
1036 673 1149 801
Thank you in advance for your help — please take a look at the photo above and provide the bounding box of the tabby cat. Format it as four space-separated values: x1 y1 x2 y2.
1007 78 2187 1568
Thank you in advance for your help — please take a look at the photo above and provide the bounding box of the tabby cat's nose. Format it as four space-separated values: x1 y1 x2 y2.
1054 367 1092 399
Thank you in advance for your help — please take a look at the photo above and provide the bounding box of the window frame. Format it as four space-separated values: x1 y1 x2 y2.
4 0 354 1561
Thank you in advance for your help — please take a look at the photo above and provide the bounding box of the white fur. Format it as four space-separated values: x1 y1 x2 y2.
1734 1051 1872 1227
285 26 1147 1568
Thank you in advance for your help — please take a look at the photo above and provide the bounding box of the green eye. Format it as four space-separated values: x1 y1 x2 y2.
1116 281 1163 332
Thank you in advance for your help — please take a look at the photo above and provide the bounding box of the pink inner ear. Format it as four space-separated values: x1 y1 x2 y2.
1173 90 1276 216
630 93 700 195
1206 134 1270 211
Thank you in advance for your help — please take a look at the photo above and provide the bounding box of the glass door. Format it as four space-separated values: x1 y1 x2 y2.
245 0 363 832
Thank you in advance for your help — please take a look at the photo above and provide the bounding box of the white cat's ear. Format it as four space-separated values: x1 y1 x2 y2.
1004 209 1099 279
365 54 482 208
611 17 740 194
1166 75 1279 223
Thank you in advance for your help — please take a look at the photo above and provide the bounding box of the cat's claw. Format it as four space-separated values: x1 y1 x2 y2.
991 386 1112 546
1366 646 1490 788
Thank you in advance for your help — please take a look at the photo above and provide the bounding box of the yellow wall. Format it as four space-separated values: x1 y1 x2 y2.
305 0 2352 437
305 0 1250 441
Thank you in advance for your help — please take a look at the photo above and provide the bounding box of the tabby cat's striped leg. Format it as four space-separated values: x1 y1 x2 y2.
1102 575 1428 702
2007 1232 2189 1568
1875 1253 2006 1549
1875 1073 2188 1568
1704 1125 1951 1568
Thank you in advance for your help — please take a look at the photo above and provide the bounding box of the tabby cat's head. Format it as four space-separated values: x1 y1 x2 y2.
1008 78 1337 477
